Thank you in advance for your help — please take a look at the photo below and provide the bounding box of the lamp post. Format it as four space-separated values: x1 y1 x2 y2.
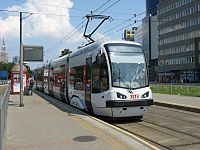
19 12 24 107
19 12 33 107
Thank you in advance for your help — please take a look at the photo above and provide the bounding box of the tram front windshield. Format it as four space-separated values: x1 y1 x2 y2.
105 44 148 89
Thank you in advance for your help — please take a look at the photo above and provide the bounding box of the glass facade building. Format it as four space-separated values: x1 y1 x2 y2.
157 0 200 83
146 0 159 16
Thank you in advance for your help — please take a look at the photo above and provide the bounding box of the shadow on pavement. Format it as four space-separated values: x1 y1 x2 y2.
8 100 21 107
34 90 87 117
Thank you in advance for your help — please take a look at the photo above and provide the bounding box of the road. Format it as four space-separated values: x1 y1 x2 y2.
111 105 200 150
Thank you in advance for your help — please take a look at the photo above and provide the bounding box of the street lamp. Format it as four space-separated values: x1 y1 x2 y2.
19 12 33 107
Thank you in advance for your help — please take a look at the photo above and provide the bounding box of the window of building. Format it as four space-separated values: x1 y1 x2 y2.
199 54 200 63
198 41 200 50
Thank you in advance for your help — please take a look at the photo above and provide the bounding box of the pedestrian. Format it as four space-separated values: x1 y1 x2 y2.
29 79 34 95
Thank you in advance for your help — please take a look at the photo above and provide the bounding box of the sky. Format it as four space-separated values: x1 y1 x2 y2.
0 0 145 69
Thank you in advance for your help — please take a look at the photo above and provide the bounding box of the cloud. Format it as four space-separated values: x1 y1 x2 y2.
0 0 82 42
0 15 19 38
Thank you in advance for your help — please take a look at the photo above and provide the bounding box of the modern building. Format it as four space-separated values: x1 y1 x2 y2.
146 0 159 16
141 0 159 82
0 38 8 63
157 0 200 83
134 25 143 46
124 27 138 41
13 56 20 63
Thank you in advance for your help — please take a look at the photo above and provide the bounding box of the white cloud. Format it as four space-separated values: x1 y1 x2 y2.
0 0 82 42
0 15 19 38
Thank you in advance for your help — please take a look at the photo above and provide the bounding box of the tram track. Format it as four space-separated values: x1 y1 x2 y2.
146 111 200 126
146 106 200 125
143 119 200 139
113 123 173 150
113 121 200 150
112 106 200 150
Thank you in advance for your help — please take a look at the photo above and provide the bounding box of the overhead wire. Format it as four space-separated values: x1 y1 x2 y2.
99 0 121 14
44 0 112 54
14 0 91 12
93 0 111 13
101 11 145 36
99 21 138 41
85 0 122 40
14 0 140 16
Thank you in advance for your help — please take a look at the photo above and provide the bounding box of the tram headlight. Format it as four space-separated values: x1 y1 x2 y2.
141 91 149 98
117 92 127 99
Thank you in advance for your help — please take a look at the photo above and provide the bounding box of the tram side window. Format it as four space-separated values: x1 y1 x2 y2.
70 66 83 91
49 68 54 83
38 69 44 81
60 65 66 93
92 53 109 93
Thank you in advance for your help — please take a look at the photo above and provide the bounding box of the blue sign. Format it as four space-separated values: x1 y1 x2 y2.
0 71 8 79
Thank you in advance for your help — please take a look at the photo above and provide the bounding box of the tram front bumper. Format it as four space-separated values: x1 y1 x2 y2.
106 99 153 107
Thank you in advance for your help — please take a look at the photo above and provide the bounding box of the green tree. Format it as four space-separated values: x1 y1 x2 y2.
59 48 72 57
24 64 33 77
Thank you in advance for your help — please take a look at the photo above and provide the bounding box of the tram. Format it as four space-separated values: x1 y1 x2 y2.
34 40 153 118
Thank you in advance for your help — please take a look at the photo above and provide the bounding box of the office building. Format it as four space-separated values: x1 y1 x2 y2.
13 56 20 63
157 0 200 83
134 25 143 45
146 0 159 16
141 0 159 82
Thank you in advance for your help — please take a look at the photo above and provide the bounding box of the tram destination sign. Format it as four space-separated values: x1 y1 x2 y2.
23 45 43 61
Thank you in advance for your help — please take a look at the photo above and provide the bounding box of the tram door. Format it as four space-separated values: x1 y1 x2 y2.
85 57 94 114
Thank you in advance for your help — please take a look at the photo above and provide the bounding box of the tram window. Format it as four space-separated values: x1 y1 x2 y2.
92 53 109 93
70 66 84 91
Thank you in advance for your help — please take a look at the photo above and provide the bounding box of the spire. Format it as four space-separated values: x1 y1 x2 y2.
3 36 5 46
2 36 6 52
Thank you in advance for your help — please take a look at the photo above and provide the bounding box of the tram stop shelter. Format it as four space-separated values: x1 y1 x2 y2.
11 64 28 94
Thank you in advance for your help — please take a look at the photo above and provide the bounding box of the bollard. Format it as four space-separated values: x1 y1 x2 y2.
185 84 188 96
156 84 159 93
170 84 172 94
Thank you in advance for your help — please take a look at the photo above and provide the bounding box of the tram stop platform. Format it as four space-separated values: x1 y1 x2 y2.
4 91 156 150
153 93 200 113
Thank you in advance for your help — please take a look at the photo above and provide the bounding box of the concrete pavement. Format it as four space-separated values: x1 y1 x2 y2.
4 92 156 150
153 93 200 113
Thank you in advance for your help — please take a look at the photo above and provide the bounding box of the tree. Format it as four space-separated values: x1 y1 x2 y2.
59 48 72 57
24 64 33 77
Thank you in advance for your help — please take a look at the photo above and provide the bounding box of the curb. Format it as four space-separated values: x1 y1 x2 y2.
154 101 200 113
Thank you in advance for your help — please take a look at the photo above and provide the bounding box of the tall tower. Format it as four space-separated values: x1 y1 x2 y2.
0 37 8 63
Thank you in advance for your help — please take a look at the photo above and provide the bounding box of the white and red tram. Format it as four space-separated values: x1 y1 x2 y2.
34 40 153 118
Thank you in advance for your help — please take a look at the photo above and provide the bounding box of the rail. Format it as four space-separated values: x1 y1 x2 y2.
0 84 10 150
150 83 200 97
